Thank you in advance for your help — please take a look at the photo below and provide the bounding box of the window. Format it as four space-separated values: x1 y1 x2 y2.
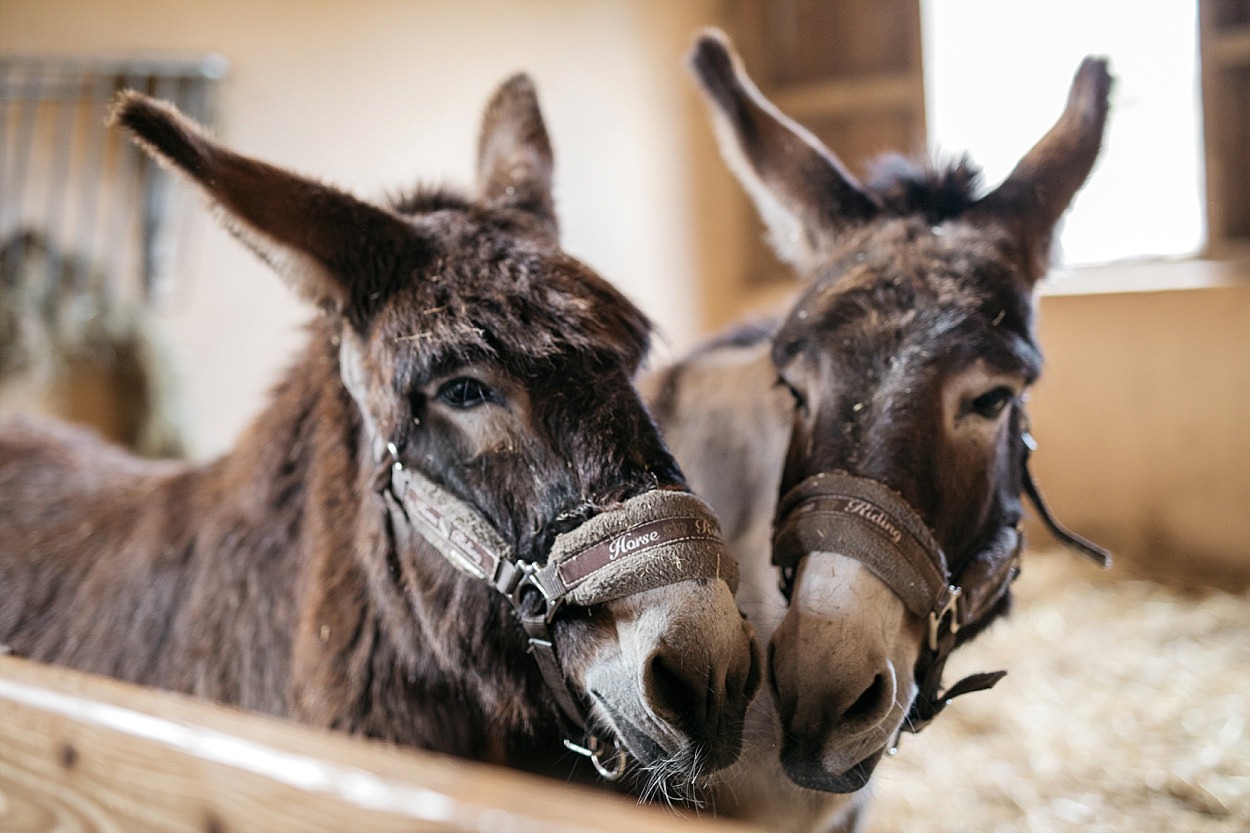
718 0 1239 293
924 0 1203 266
1199 0 1250 257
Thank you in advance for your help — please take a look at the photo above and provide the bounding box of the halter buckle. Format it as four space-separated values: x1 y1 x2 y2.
497 560 564 623
927 584 963 651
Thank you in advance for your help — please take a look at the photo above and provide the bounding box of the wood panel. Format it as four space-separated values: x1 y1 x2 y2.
1200 0 1250 256
0 655 763 833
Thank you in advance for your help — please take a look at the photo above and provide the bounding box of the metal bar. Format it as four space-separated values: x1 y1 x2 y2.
2 62 45 278
73 70 114 296
42 69 83 298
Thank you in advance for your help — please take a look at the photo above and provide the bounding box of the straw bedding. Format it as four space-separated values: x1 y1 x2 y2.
865 550 1250 833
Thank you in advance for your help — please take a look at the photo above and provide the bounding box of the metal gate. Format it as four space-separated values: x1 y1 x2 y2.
0 54 226 307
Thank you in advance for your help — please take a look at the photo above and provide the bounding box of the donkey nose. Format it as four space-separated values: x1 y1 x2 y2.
770 552 919 741
771 651 903 793
644 621 761 771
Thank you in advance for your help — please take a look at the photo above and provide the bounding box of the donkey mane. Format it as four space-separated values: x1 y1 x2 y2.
863 153 986 224
390 184 477 215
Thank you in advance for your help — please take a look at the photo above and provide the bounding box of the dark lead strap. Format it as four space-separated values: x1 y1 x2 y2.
1021 432 1112 568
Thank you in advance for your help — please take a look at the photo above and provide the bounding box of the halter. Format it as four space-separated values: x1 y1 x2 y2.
771 428 1109 735
373 442 737 780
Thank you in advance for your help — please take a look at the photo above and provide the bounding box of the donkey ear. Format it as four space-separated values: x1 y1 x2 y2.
110 91 417 312
476 73 557 234
970 57 1112 285
688 29 878 272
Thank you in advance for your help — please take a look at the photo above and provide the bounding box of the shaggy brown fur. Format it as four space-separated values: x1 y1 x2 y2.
0 75 759 788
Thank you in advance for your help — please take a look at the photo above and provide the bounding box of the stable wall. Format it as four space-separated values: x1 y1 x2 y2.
1027 264 1250 587
0 0 720 459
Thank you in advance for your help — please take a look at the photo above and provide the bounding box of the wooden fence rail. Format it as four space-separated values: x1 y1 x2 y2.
0 655 762 833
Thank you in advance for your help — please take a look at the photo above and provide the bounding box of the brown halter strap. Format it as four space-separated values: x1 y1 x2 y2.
910 432 1110 731
1020 430 1111 568
375 442 737 780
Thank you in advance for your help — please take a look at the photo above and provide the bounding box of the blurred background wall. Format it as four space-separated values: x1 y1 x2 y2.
0 0 728 458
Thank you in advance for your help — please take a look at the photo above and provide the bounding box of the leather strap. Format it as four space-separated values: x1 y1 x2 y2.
388 461 734 610
773 471 947 618
907 523 1021 732
1021 432 1112 567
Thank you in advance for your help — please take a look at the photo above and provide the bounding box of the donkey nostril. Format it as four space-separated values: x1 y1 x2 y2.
742 631 763 704
843 672 889 722
645 651 705 730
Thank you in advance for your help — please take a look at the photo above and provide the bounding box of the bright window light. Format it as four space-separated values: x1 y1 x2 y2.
921 0 1204 267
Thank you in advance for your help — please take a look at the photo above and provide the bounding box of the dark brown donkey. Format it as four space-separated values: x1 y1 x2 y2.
645 31 1110 831
0 75 760 792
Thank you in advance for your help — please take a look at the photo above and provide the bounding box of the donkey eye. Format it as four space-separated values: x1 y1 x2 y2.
970 387 1014 419
775 376 807 412
436 377 498 409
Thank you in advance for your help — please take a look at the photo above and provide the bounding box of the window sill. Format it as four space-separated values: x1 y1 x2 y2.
1040 257 1250 297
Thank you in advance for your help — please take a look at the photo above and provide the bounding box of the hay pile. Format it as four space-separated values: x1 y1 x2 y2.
865 551 1250 833
0 231 184 457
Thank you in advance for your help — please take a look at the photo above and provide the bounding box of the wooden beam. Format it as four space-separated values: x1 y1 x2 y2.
772 72 921 119
0 655 763 833
1207 25 1250 67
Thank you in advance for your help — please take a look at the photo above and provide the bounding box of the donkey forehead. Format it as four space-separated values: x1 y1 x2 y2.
820 218 1021 301
774 229 1041 382
362 222 651 379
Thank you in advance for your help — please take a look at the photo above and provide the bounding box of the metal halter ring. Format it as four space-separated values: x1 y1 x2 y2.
777 564 796 600
927 584 963 651
564 734 629 780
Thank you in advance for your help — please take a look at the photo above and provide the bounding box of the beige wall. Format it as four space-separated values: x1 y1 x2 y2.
0 0 722 458
1028 269 1250 585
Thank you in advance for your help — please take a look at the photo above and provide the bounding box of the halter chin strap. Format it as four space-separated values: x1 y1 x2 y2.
374 442 737 780
772 436 1110 735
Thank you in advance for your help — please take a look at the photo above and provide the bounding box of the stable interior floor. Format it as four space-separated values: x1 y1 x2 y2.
865 547 1249 833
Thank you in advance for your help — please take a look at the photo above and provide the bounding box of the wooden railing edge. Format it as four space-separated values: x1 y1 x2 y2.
0 655 763 833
